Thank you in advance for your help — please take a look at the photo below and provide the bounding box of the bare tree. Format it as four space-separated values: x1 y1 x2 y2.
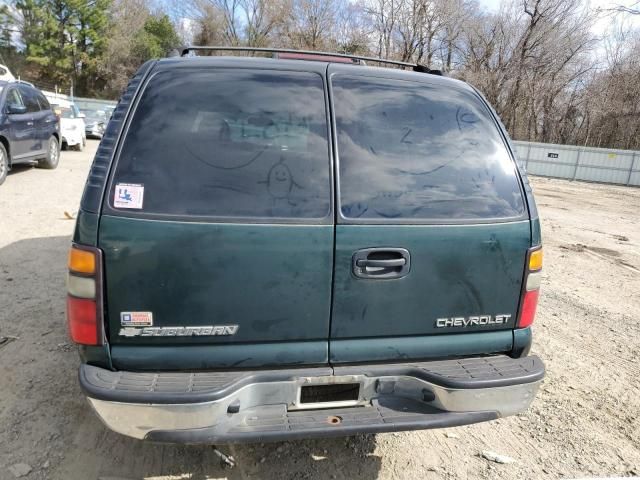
175 0 640 149
334 2 372 53
242 0 288 47
100 0 151 96
609 1 640 15
192 1 228 46
362 0 403 58
283 0 340 50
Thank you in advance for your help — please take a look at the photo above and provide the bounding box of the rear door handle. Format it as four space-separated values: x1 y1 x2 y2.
355 258 406 268
352 248 411 279
27 121 34 126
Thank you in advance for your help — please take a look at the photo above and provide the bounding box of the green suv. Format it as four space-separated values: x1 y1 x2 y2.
67 48 544 443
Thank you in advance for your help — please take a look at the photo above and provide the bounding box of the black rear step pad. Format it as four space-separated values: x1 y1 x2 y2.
80 355 544 405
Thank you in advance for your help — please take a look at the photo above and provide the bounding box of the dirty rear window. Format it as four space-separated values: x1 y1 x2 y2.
332 76 525 221
111 69 330 219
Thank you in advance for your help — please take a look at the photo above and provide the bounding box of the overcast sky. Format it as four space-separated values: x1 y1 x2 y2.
479 0 640 36
479 0 638 11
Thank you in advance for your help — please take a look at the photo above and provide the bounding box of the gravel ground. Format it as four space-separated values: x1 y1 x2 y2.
0 141 639 479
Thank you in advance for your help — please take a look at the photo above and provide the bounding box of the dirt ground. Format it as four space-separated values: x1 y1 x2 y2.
0 141 639 480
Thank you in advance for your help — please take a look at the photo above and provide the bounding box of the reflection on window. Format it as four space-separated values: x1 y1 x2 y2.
333 76 525 220
112 70 331 219
6 89 23 106
190 112 313 151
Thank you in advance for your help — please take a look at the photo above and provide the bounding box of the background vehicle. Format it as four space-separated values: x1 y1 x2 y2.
68 48 544 444
104 105 115 121
0 64 15 81
47 97 86 151
0 80 60 185
83 109 107 139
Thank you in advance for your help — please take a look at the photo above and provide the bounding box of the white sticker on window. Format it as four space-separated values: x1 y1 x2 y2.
114 183 144 209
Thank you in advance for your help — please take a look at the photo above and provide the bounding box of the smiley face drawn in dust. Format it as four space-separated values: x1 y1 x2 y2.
264 158 302 204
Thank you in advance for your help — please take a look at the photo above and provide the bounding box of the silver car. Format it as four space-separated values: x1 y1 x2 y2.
83 110 107 139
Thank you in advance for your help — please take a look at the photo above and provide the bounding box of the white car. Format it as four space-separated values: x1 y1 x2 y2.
0 64 15 81
47 97 86 151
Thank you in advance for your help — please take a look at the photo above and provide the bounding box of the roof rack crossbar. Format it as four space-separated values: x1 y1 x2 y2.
178 46 442 75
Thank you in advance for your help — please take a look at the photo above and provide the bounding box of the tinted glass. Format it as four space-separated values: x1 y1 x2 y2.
35 92 50 110
19 87 40 113
332 76 525 220
112 69 330 219
6 88 23 107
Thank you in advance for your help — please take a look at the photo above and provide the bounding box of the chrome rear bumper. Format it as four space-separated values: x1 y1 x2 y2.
81 355 544 443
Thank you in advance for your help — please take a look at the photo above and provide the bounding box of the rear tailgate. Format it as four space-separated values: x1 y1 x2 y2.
99 218 333 369
99 64 335 370
328 67 530 363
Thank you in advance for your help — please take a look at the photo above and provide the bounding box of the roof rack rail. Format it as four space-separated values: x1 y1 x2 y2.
9 79 35 87
177 46 443 76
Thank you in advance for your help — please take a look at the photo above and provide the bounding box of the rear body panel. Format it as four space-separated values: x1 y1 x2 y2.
329 222 529 362
99 216 334 367
327 64 531 363
78 57 537 372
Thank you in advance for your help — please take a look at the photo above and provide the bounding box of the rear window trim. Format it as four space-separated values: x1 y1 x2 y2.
328 71 529 226
469 83 533 223
101 66 335 226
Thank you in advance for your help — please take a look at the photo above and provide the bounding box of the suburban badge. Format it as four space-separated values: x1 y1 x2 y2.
118 325 239 337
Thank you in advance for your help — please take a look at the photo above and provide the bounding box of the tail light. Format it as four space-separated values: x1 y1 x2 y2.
517 247 542 329
66 245 104 345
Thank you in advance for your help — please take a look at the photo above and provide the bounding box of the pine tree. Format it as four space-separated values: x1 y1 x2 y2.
73 0 110 95
132 14 180 61
0 4 22 68
15 0 111 95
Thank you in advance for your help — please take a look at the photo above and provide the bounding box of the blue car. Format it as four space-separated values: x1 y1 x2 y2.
0 80 61 185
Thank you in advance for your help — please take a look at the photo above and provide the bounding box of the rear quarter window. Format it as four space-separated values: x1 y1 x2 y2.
19 87 41 113
35 92 50 110
110 69 331 220
5 88 22 107
332 75 525 221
